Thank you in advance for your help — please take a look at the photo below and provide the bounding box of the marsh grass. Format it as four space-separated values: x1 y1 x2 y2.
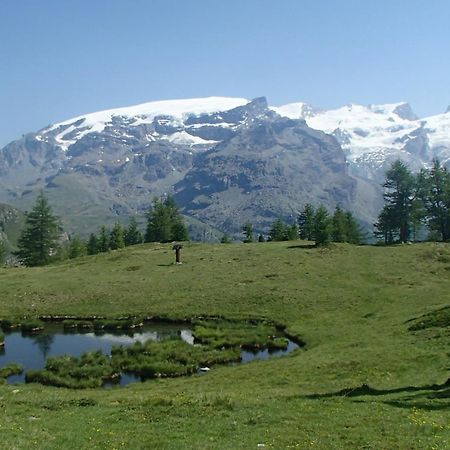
193 320 289 351
20 319 45 333
0 363 23 378
111 337 241 379
25 350 119 388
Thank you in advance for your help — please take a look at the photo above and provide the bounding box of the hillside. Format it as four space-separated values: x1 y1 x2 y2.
0 242 448 448
0 203 25 249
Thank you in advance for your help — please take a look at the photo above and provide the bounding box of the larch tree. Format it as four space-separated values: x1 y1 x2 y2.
16 192 60 266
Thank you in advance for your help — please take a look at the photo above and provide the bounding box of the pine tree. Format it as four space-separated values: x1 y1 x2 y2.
331 206 347 242
16 192 60 266
298 204 315 240
221 234 232 244
421 160 450 241
109 222 125 250
145 199 172 243
314 206 331 246
269 219 286 241
97 225 110 252
68 236 87 259
379 160 417 243
124 217 143 246
374 206 396 244
285 223 299 241
344 211 364 244
87 233 99 255
145 196 188 243
242 222 254 243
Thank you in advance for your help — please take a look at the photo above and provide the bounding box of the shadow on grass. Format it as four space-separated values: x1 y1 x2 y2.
303 378 450 403
382 400 450 411
157 263 174 267
286 244 316 250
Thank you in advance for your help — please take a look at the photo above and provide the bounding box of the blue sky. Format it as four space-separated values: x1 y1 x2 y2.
1 0 450 146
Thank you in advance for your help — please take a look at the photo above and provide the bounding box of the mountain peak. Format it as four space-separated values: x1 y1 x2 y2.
392 102 418 121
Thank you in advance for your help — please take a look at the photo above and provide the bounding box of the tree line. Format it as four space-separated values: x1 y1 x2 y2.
9 157 444 267
241 204 364 246
374 159 450 243
12 194 189 266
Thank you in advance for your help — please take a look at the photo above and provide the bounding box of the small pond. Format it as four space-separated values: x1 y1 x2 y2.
0 323 299 387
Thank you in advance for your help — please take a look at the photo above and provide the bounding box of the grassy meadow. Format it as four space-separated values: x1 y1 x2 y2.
0 241 449 449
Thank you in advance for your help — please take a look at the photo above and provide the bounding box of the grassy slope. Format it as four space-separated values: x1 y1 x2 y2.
0 242 449 449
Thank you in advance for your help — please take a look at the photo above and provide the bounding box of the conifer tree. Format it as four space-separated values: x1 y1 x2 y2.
380 160 416 243
166 196 189 241
97 225 110 252
269 219 287 241
344 211 364 244
242 222 254 243
285 223 299 240
374 206 396 244
421 159 450 241
331 206 348 242
221 234 232 244
87 233 99 255
124 217 143 246
68 236 87 259
145 196 188 243
298 204 315 240
109 222 125 250
16 192 60 266
314 206 331 246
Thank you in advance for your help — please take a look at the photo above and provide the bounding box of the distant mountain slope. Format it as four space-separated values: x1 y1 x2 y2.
175 103 357 232
1 95 448 236
273 101 450 181
0 203 25 248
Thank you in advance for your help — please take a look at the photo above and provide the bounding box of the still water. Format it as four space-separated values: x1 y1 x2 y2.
0 323 298 387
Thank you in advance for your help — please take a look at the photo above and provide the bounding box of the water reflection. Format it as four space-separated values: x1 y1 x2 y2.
0 324 193 385
0 324 298 387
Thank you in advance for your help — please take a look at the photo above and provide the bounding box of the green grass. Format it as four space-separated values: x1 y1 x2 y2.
193 320 289 350
0 241 449 449
25 351 118 389
0 363 23 379
111 337 241 380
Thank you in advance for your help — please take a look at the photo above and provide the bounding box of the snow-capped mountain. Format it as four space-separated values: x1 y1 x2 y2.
274 101 450 180
41 97 249 152
0 95 449 236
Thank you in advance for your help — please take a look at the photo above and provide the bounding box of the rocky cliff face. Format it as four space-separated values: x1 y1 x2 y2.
4 95 446 236
176 109 357 232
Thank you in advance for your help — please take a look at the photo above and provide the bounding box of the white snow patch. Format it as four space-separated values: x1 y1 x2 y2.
162 131 218 146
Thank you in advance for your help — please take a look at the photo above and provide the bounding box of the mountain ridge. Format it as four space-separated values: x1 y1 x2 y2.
1 96 448 237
